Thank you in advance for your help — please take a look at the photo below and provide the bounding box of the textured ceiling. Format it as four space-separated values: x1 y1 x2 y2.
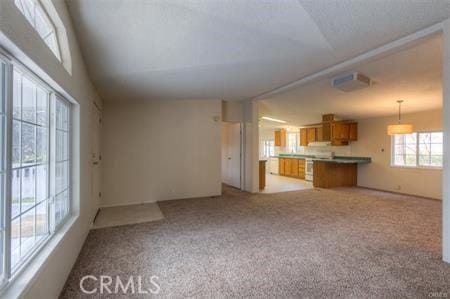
259 35 443 128
66 0 450 101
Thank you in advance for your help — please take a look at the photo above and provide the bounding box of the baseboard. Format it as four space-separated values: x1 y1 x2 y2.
356 185 441 201
100 200 157 208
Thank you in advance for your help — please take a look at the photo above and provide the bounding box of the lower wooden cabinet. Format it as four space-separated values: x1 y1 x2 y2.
278 158 305 179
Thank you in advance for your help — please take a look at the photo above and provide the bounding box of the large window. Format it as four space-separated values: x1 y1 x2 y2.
392 132 443 168
263 140 274 158
11 69 50 270
54 97 70 225
0 55 72 287
287 132 298 153
0 58 7 285
15 0 61 60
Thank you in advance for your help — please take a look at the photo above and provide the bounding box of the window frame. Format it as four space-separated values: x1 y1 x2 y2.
0 49 73 291
390 130 443 170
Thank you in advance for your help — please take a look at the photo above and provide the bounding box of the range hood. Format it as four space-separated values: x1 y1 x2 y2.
308 141 332 147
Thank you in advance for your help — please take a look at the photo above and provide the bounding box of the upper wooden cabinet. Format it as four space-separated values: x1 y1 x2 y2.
307 128 317 143
349 122 358 141
316 126 323 142
331 122 358 144
332 122 350 140
300 127 319 146
300 128 308 146
274 129 286 147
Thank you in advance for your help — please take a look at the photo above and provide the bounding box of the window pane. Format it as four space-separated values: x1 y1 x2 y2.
20 208 35 259
55 189 68 224
431 155 443 167
36 87 48 126
11 217 20 269
12 169 21 219
22 76 36 123
405 133 417 144
15 0 61 60
22 167 36 211
419 155 431 166
13 70 22 119
16 0 35 25
431 132 443 143
44 34 60 60
36 165 47 202
34 8 52 38
13 120 21 168
55 161 68 193
419 144 430 156
35 201 48 243
431 143 443 155
36 126 47 163
419 132 431 144
21 123 36 165
394 134 405 145
56 130 64 161
56 100 69 131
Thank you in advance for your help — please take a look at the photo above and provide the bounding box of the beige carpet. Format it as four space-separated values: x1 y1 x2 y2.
61 187 450 298
92 203 163 229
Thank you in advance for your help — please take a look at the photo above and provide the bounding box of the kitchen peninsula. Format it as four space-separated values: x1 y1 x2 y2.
274 154 371 188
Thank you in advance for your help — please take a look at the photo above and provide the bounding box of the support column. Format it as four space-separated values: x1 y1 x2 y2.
443 19 450 263
243 99 259 193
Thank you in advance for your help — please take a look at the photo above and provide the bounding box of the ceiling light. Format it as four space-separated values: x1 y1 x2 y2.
387 100 413 135
261 116 287 124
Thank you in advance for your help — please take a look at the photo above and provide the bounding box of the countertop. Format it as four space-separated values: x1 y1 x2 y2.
270 154 371 164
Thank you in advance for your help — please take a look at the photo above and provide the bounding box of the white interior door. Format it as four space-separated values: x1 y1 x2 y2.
91 103 102 220
222 122 242 188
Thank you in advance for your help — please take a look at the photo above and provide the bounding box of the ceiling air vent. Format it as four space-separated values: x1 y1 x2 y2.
332 72 371 92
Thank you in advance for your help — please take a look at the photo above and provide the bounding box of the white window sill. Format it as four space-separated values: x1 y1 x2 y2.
0 214 78 298
390 165 443 171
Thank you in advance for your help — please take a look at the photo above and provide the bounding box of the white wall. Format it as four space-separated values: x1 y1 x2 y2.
0 0 102 297
222 100 243 122
352 109 442 199
101 99 222 206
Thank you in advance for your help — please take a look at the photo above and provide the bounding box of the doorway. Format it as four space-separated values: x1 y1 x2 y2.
221 122 242 189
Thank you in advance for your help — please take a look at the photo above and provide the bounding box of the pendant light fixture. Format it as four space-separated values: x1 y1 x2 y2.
387 100 413 135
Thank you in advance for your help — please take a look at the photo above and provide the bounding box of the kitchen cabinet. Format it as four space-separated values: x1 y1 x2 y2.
300 128 308 146
300 127 317 146
316 126 323 142
331 121 358 145
259 160 266 190
313 161 357 188
349 122 358 141
298 159 305 179
307 128 317 143
278 158 305 179
332 122 350 140
284 158 292 176
279 158 285 175
274 129 286 147
291 159 299 177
